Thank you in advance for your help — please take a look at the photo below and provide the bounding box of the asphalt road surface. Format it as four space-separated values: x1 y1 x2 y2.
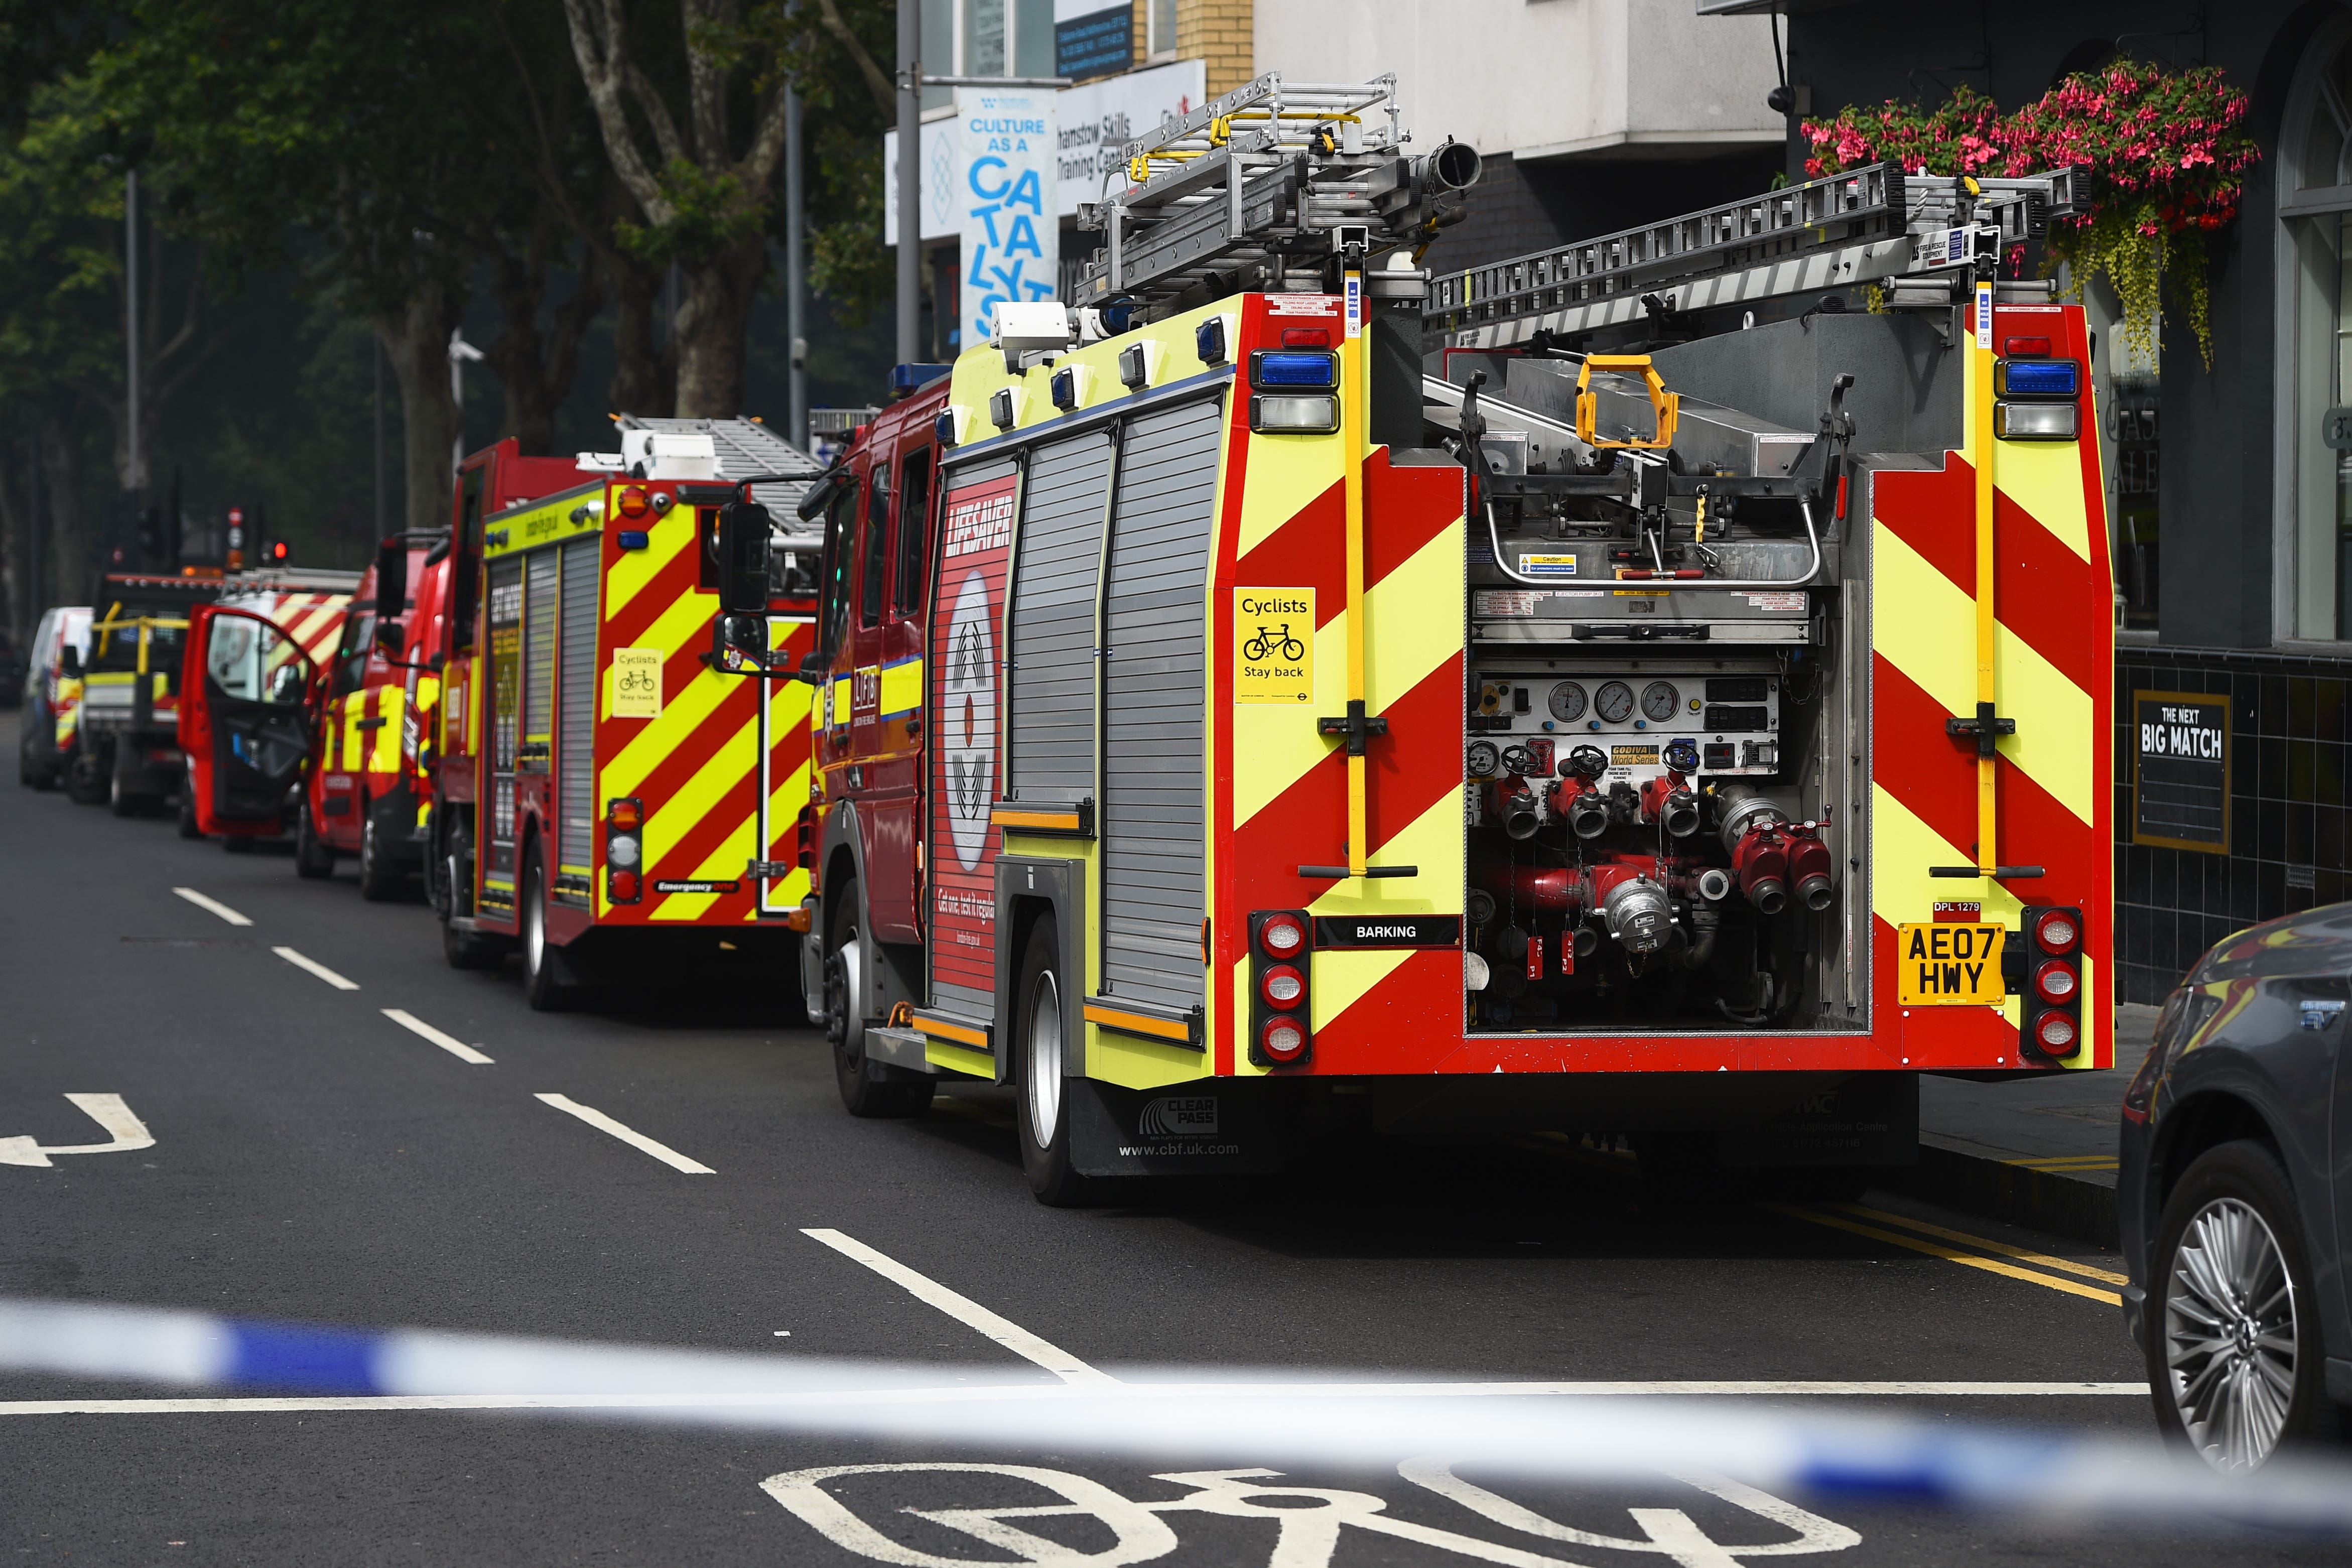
1 720 2337 1565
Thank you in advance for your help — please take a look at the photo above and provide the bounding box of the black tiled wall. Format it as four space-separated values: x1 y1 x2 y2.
2114 645 2351 1003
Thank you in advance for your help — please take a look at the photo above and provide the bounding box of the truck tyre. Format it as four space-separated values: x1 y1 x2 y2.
177 781 202 838
827 880 932 1118
294 804 335 879
2147 1140 2340 1471
66 751 104 805
1014 915 1095 1207
108 766 139 817
442 916 503 970
357 808 401 901
520 843 571 1011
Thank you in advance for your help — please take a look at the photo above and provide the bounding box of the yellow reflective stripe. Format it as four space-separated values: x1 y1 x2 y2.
1994 437 2092 563
879 657 923 717
341 699 363 771
371 689 405 772
639 710 757 919
1872 522 2094 827
652 811 757 923
604 505 694 621
1870 784 2026 937
1234 424 1340 559
601 663 732 803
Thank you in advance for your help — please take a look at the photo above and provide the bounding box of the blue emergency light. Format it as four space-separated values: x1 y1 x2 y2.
1249 350 1339 389
1995 358 2079 398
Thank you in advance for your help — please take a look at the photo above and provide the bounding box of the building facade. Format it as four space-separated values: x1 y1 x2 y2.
1691 2 2352 1001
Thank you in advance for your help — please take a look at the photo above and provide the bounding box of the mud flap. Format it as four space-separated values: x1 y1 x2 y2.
1718 1072 1918 1167
1068 1078 1286 1178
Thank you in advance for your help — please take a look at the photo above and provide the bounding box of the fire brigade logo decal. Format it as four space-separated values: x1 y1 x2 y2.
942 568 997 871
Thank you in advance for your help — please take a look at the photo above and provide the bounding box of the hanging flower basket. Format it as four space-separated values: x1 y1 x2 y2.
1802 62 2259 370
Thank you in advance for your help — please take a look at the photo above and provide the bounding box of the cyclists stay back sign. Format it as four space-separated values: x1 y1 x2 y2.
1233 588 1313 704
609 647 663 719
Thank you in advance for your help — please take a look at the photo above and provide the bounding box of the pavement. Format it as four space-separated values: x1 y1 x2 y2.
1904 1006 2158 1249
2 711 2331 1566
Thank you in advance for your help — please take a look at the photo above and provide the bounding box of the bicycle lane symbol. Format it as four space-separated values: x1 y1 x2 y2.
760 1458 1861 1567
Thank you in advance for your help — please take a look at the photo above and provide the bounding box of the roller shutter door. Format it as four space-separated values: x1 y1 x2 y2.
1099 397 1223 1012
1006 431 1112 802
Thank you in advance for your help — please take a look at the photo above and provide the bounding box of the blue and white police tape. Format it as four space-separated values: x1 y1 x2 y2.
2 1295 2347 1534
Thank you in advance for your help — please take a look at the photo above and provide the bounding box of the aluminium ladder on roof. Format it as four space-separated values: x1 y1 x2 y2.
1072 73 1414 311
1425 162 2079 351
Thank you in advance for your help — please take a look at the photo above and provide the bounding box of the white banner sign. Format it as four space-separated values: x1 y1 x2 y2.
883 59 1207 242
953 85 1057 349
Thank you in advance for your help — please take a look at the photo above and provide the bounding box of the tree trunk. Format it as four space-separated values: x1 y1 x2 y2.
673 234 770 418
609 250 675 420
486 230 606 457
376 285 465 537
41 416 85 604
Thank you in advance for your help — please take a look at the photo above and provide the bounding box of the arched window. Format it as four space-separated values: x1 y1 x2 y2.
2277 18 2352 643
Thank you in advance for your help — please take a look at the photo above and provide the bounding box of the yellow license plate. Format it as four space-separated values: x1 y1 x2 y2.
1897 922 2007 1006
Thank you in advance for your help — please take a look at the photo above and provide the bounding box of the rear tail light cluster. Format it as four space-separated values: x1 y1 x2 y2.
606 797 644 904
2022 905 2082 1059
1249 910 1313 1066
1248 349 1341 435
1994 343 2081 442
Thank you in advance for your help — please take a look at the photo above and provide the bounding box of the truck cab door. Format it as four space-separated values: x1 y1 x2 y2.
189 606 318 835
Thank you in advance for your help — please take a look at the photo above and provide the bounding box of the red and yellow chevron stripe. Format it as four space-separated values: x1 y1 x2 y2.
1868 303 2113 1071
592 497 816 924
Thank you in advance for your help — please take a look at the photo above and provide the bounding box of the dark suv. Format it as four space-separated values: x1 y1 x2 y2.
2121 902 2351 1471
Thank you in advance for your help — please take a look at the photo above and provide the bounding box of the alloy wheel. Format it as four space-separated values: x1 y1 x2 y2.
2164 1196 2298 1471
1026 969 1063 1150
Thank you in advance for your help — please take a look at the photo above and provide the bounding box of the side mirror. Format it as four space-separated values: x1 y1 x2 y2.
374 616 405 655
59 647 80 679
375 538 408 623
710 612 768 674
794 649 831 686
716 500 772 614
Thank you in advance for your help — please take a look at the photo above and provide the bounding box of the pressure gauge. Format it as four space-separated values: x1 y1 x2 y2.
1595 681 1635 723
1546 681 1587 722
1466 739 1501 778
1642 681 1680 722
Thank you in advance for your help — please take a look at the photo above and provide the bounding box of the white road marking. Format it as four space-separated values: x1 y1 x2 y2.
272 947 359 991
801 1228 1114 1386
534 1094 713 1173
381 1009 493 1065
0 1381 2152 1415
172 887 251 926
0 1095 158 1168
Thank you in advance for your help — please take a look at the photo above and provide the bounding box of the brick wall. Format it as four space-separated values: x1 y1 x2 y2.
1175 0 1253 97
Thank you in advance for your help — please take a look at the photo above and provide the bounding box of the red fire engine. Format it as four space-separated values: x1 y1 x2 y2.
787 77 2111 1205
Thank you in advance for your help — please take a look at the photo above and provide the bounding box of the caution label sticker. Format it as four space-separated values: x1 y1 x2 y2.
1234 588 1314 705
1516 554 1578 578
609 648 663 719
1898 921 2006 1005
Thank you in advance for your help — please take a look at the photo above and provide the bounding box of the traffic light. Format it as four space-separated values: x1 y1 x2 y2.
267 540 290 564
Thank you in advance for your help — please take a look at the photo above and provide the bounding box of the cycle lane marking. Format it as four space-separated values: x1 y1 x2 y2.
800 1228 1115 1386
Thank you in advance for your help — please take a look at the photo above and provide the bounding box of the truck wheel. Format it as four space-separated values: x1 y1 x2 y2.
295 804 335 879
108 767 138 817
520 844 571 1011
442 915 504 970
827 882 932 1118
65 753 103 805
2148 1140 2338 1471
1014 915 1094 1207
357 809 401 901
176 782 202 838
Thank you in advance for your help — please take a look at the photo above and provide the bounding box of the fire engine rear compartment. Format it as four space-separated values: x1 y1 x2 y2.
1439 314 1965 1039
